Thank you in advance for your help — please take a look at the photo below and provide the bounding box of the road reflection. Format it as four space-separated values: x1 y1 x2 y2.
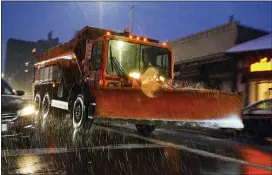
238 145 272 175
1 116 272 175
4 145 270 175
16 154 41 174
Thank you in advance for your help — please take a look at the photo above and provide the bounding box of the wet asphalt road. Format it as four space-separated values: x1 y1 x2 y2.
1 116 272 175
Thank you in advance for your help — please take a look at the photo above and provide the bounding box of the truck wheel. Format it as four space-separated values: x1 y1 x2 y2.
42 92 51 119
34 92 41 115
72 94 88 130
135 124 156 136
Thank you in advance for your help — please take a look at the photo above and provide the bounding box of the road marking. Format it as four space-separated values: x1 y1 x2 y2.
113 124 222 141
110 124 245 149
156 128 226 142
1 144 165 157
95 125 272 171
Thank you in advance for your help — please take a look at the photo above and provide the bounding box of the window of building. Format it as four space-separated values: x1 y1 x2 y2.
249 81 272 104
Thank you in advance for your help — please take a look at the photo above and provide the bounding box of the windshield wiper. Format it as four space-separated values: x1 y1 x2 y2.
109 44 128 80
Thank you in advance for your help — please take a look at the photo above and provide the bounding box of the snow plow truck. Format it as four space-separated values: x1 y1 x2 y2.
33 26 243 134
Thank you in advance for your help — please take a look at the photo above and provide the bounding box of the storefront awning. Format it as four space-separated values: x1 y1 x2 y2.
227 33 272 53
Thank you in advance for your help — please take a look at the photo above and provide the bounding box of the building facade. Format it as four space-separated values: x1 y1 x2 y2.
4 32 60 95
169 20 269 93
227 34 272 105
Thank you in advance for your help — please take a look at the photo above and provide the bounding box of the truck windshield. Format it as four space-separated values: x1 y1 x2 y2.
107 40 170 78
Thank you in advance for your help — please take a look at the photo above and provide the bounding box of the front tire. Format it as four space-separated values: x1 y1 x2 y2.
135 124 156 136
72 94 89 130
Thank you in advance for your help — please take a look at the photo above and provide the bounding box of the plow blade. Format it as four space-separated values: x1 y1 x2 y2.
94 88 243 121
95 88 242 121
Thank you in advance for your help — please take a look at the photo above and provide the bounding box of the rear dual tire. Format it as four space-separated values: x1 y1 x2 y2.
34 92 51 124
34 92 51 119
42 93 51 119
34 93 41 116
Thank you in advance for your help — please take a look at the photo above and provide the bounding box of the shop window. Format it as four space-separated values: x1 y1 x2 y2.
257 82 272 101
250 81 272 104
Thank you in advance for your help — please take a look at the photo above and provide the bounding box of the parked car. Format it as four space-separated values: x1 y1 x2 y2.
1 79 36 138
242 99 272 138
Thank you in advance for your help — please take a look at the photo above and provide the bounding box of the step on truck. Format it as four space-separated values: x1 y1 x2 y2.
33 26 243 135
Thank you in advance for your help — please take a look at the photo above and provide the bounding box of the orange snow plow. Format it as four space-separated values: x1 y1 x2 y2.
95 87 242 121
33 26 243 132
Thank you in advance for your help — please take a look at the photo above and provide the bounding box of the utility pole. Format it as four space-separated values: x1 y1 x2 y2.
129 5 134 33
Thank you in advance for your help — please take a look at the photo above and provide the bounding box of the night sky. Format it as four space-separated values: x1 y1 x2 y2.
1 1 272 71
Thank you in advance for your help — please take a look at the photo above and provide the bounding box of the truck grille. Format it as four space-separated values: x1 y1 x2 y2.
1 113 18 122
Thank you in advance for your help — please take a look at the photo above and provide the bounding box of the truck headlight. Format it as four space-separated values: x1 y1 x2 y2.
18 105 36 116
159 75 165 82
129 71 141 79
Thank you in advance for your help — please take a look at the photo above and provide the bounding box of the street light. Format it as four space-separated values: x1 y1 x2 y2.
1 73 4 78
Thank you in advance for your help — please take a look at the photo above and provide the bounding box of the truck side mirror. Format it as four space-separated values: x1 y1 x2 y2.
95 58 102 69
90 56 102 70
85 40 92 59
95 65 101 70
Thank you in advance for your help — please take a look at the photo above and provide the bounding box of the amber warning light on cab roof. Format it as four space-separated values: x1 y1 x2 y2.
105 28 164 44
105 30 168 47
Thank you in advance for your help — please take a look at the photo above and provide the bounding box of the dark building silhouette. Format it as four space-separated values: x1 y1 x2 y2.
4 32 60 95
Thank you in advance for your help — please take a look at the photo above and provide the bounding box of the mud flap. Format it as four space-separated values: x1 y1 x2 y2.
87 102 96 120
93 88 243 121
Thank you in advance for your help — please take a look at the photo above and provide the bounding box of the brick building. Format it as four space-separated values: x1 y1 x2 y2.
4 32 60 95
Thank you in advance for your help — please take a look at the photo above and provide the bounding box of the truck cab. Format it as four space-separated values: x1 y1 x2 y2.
83 33 173 89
